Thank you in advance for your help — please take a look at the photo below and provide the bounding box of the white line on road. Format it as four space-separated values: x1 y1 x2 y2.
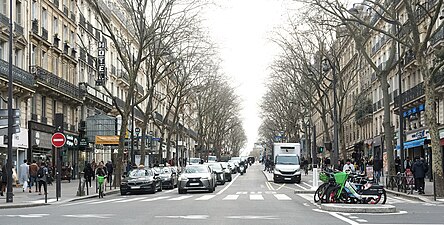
168 195 193 201
297 194 314 202
295 183 308 190
250 194 264 200
266 182 275 191
195 195 215 201
63 199 100 206
349 216 359 219
165 189 176 193
273 194 291 200
155 215 209 219
303 182 313 189
115 197 147 203
236 191 248 195
223 195 239 200
276 184 286 190
216 174 239 195
328 212 359 225
88 198 124 204
141 196 170 202
356 219 368 223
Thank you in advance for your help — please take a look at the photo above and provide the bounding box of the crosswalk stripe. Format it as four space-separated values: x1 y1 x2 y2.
223 195 239 200
195 195 215 201
236 191 248 195
250 194 264 200
141 196 170 202
297 193 314 202
115 197 147 203
302 182 313 189
88 198 124 204
274 194 292 200
295 183 308 190
168 195 193 201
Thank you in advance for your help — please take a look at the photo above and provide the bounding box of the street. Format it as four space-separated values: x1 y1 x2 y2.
0 163 443 225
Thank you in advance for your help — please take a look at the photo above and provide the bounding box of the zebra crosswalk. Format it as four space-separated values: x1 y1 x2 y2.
61 192 295 206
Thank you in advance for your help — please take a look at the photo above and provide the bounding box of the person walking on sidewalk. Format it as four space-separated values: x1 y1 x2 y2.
37 162 48 195
19 160 30 192
105 160 114 185
29 160 38 193
0 163 6 196
411 157 428 194
83 162 94 187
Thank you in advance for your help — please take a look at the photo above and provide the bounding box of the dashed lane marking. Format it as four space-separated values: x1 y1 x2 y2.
168 195 193 201
195 195 215 201
273 194 291 200
223 195 239 200
295 183 308 190
276 184 286 190
141 196 170 202
250 194 264 200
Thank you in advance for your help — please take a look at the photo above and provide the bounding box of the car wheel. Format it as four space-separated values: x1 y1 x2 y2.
149 183 156 194
209 187 214 193
120 191 126 195
178 188 186 194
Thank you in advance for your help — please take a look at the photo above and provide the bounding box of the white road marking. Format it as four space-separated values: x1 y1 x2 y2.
1 214 50 218
303 182 313 189
223 195 239 200
328 212 359 225
165 189 176 193
276 184 286 190
257 191 262 194
216 174 239 195
195 195 215 201
265 191 276 194
115 197 147 203
273 194 291 200
303 203 310 206
356 219 368 223
295 183 308 190
250 194 264 200
226 215 277 220
168 195 193 201
63 199 100 206
155 215 209 219
236 191 248 195
63 214 113 219
141 196 170 202
28 199 57 204
349 216 359 219
88 198 124 204
297 194 314 202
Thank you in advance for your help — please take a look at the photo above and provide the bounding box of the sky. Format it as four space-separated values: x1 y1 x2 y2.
202 0 299 155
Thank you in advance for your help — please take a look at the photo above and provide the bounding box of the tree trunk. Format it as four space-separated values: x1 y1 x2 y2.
113 116 128 188
380 73 395 177
423 61 444 197
139 116 149 166
166 131 172 163
340 123 347 161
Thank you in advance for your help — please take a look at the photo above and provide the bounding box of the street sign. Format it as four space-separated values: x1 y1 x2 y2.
51 132 66 148
135 127 140 136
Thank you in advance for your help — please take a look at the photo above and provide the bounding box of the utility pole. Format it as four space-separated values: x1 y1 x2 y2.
6 0 14 203
332 63 340 165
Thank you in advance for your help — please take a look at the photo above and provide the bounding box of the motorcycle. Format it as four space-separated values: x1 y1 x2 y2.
239 165 245 175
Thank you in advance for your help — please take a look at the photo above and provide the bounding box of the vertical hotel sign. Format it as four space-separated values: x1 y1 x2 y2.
96 41 107 86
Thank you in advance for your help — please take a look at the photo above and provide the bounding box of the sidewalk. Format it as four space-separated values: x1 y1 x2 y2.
380 175 443 203
0 178 120 209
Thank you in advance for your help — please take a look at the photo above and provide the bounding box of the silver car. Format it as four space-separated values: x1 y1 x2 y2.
178 165 216 194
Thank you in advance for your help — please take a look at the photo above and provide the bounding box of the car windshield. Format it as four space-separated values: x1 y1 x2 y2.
159 167 171 174
231 157 240 161
276 156 300 165
190 158 200 164
208 156 217 161
184 166 209 173
208 163 222 171
128 169 153 177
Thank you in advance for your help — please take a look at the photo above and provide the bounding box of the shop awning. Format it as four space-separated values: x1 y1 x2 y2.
95 135 119 145
396 138 426 150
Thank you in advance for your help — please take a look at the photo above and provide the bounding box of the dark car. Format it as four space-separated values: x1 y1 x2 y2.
206 162 226 185
178 165 216 194
156 166 178 189
120 167 162 195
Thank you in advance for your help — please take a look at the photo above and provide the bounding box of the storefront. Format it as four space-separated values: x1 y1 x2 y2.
0 128 29 176
28 121 54 165
401 129 430 160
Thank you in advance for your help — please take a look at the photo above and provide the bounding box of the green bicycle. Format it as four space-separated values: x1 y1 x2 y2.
97 175 105 198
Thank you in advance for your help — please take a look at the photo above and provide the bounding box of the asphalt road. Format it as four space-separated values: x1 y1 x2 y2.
0 163 443 225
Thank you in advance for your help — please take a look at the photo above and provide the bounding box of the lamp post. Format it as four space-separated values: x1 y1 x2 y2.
323 59 340 164
6 0 14 203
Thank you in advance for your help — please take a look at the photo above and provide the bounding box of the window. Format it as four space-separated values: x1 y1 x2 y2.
31 45 37 66
52 100 57 117
0 0 6 14
53 17 58 35
14 49 22 67
32 0 37 20
16 1 21 24
41 50 47 68
70 30 74 46
70 0 74 10
63 25 68 42
42 8 47 27
42 96 47 118
0 40 5 60
70 108 75 125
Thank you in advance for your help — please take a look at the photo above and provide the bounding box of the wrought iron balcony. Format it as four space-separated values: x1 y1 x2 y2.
31 113 38 121
136 83 144 95
53 34 60 48
14 22 23 36
0 58 35 88
63 42 70 54
42 27 48 41
118 70 129 82
87 55 95 67
32 66 80 100
32 19 38 34
430 27 444 46
0 13 8 26
71 48 77 58
394 82 424 108
402 50 415 67
41 117 48 124
155 112 163 121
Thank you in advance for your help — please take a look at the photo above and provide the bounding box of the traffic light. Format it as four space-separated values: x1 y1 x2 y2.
318 146 324 153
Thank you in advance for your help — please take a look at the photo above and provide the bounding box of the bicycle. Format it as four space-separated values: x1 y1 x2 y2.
97 175 105 198
314 170 336 203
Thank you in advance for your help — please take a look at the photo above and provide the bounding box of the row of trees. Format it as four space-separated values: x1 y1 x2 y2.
260 0 444 196
88 0 246 186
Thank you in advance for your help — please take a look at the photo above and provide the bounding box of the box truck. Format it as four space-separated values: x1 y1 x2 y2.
273 143 301 183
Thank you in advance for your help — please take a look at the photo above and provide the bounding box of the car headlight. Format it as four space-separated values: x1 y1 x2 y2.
274 169 281 175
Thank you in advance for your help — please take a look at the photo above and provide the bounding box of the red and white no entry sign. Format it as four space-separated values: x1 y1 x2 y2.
51 132 66 148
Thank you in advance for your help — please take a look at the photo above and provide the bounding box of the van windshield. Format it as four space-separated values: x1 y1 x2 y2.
276 156 299 165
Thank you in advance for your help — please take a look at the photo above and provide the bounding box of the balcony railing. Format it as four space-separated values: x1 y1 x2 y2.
87 55 95 67
155 112 163 121
402 50 415 66
41 117 48 124
136 83 144 94
87 22 93 34
63 42 70 54
31 113 38 121
71 48 77 58
32 66 80 99
0 58 35 88
118 70 129 82
53 35 60 48
430 27 444 46
42 27 48 41
0 13 8 26
394 82 424 108
32 19 38 34
14 22 24 36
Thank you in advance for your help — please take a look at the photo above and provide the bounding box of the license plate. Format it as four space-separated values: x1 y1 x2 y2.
284 178 291 180
189 182 199 186
131 186 140 189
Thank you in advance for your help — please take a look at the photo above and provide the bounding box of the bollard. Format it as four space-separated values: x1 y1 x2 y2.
433 172 436 201
44 182 48 204
95 177 98 193
76 172 85 196
312 167 319 190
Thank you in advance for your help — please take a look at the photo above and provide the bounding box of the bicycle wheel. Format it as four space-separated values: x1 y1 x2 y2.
326 186 347 203
367 189 386 204
314 183 329 203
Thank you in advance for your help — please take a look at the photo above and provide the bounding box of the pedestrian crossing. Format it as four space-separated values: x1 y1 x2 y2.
61 192 296 206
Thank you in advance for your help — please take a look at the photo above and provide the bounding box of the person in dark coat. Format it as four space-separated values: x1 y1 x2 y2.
1 163 7 196
83 163 94 187
411 157 428 194
105 160 114 184
395 156 402 174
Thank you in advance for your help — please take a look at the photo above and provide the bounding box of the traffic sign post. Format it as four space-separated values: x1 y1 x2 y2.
51 132 65 201
52 132 66 148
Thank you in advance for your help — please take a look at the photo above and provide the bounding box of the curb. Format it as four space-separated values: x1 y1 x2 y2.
0 203 49 209
319 203 397 213
66 189 120 203
294 190 316 194
385 189 432 203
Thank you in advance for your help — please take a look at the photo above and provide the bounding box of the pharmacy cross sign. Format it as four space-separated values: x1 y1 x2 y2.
51 132 66 148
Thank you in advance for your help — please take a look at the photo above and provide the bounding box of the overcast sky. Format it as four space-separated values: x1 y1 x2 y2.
202 0 299 155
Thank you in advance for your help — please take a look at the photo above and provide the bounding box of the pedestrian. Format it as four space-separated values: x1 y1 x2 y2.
303 158 309 175
334 160 342 171
404 157 412 170
411 157 428 194
105 160 114 184
37 162 48 195
264 158 269 171
373 159 383 184
395 156 401 174
29 160 38 193
83 162 94 187
91 159 96 180
343 159 355 173
0 163 6 196
19 160 29 192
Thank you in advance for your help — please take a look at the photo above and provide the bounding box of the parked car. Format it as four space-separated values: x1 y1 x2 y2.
206 162 226 185
178 165 216 194
227 161 237 174
220 162 232 182
208 155 217 163
156 166 178 189
189 157 201 165
120 167 162 195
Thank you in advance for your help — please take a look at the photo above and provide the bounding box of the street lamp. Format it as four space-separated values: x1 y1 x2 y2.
322 58 340 164
6 0 14 203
